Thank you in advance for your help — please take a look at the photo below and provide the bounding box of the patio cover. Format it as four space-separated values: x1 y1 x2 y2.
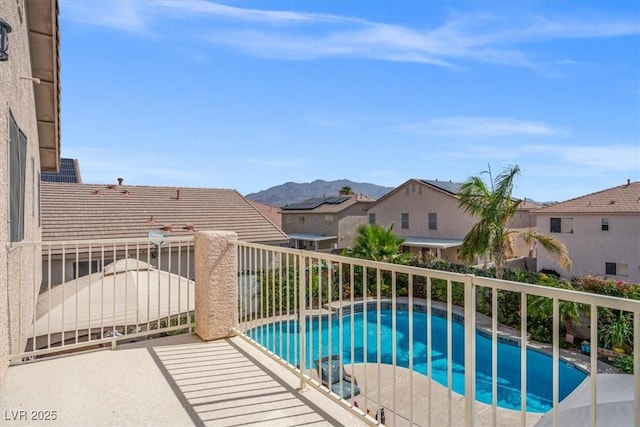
401 236 463 249
32 259 194 339
287 233 338 242
534 373 636 427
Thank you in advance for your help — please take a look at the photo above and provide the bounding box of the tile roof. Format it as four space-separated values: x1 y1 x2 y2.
279 195 374 214
41 183 289 243
248 199 282 229
534 181 640 214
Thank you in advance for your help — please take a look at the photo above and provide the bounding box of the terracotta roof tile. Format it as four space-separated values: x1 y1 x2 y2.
534 181 640 214
41 183 288 243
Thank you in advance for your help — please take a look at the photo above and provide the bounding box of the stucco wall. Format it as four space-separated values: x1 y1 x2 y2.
337 215 369 249
1 0 43 383
536 213 640 284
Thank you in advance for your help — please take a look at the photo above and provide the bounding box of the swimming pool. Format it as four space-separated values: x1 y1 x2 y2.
248 308 587 413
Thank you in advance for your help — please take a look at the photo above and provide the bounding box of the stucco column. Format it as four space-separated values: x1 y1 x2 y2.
194 231 238 341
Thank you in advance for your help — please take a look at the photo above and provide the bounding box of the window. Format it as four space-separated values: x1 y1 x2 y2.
73 260 104 279
9 112 27 242
550 217 573 233
601 218 609 231
606 262 628 277
324 215 333 226
368 213 376 225
297 216 305 225
401 213 409 229
428 213 437 230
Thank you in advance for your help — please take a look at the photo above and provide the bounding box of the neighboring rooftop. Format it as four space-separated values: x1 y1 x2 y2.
420 179 462 195
534 180 640 214
248 199 282 229
280 194 375 213
41 182 288 243
41 158 82 183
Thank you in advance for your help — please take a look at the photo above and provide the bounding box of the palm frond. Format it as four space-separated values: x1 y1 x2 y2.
520 229 572 271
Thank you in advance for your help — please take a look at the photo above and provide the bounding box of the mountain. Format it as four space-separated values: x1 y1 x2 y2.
246 179 393 207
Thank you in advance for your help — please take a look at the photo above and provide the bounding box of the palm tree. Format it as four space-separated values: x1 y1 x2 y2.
458 165 571 279
345 223 408 263
339 186 354 195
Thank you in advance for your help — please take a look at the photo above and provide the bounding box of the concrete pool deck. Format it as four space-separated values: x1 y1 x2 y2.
347 363 544 427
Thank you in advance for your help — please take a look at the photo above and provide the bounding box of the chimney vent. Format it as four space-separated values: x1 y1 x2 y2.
117 177 124 185
106 184 115 190
176 189 181 200
122 190 131 196
184 223 195 232
627 179 631 186
148 215 157 224
92 189 101 195
161 224 172 232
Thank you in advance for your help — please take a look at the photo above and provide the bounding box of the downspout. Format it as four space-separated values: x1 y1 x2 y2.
5 103 13 357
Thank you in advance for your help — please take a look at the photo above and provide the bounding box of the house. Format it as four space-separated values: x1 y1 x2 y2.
533 180 640 284
40 182 288 284
365 179 539 263
1 0 60 383
280 194 375 251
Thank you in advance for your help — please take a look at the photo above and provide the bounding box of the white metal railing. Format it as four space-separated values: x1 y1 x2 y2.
10 236 195 361
234 241 640 427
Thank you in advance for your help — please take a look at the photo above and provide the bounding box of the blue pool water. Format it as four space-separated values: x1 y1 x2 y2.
249 309 587 413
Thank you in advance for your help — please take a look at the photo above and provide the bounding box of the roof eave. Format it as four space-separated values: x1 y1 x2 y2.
26 0 60 172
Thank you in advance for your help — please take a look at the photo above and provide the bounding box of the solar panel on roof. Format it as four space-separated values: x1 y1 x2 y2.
281 196 350 210
325 196 349 204
422 180 461 195
41 158 80 183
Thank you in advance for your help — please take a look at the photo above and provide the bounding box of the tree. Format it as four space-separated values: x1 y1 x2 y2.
458 165 571 279
344 223 409 263
339 186 354 195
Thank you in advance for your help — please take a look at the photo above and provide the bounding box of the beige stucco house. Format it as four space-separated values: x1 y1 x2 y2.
280 195 375 251
1 0 60 383
40 182 289 285
365 179 539 264
533 180 640 284
365 179 471 262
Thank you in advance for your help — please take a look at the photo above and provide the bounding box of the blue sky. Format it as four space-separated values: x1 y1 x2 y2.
59 0 639 202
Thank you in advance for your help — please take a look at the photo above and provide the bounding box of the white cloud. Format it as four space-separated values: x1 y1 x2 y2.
399 117 563 137
155 0 366 25
62 1 640 68
527 144 640 172
62 1 149 34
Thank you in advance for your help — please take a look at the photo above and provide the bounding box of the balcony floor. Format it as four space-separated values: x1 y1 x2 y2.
0 335 363 426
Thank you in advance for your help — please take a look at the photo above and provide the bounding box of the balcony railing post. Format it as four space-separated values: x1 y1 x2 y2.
464 274 476 426
634 311 639 427
298 253 307 391
193 231 238 341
